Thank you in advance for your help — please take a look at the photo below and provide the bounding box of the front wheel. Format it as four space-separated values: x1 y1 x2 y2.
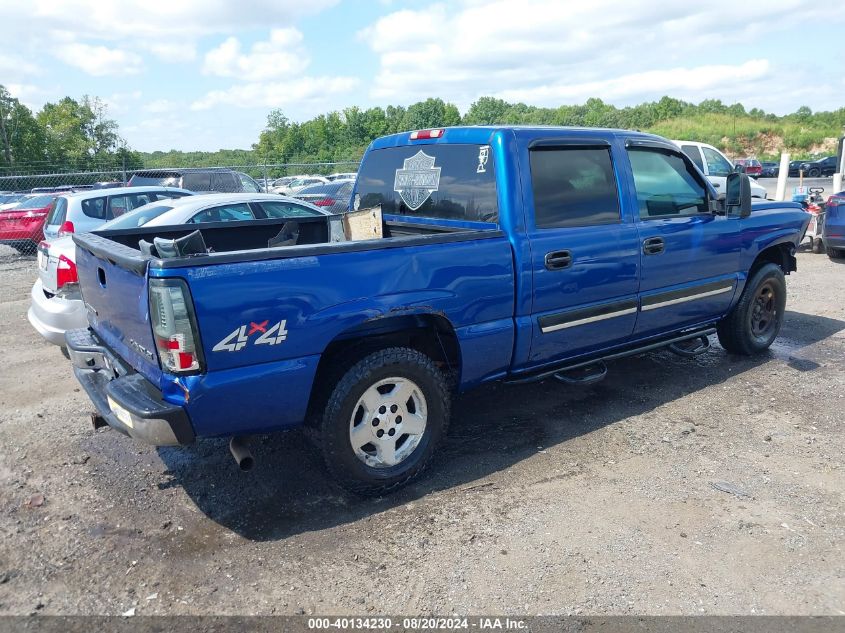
828 247 844 259
808 168 821 177
717 263 786 355
317 347 450 496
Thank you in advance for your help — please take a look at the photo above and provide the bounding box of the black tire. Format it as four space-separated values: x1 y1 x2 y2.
812 238 824 254
717 263 786 355
828 247 844 259
808 168 821 178
317 347 450 496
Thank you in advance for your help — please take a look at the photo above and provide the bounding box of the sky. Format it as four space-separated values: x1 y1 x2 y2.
2 0 844 153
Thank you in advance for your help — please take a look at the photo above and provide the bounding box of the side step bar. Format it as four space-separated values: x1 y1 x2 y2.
508 327 717 385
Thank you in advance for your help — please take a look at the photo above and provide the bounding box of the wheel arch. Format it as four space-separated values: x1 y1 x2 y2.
306 312 461 425
750 240 796 277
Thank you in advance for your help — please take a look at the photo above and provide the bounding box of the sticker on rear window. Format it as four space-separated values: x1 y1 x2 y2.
477 146 489 173
394 150 441 211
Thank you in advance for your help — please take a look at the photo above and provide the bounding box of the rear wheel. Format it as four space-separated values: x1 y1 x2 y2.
717 263 786 355
317 347 450 496
828 247 844 259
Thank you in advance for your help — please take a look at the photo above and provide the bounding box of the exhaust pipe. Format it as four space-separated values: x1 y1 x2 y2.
229 437 254 471
91 413 108 430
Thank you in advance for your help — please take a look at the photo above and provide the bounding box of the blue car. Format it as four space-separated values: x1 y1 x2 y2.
822 191 845 258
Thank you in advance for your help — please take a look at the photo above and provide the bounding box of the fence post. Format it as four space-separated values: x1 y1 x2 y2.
122 155 127 185
775 153 789 202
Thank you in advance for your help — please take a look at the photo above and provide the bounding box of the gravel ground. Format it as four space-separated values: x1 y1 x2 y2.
0 243 843 617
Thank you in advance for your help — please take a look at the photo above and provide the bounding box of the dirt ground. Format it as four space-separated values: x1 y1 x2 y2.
0 244 842 617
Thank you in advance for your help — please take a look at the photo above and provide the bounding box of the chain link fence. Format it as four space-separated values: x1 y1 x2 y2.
0 161 360 256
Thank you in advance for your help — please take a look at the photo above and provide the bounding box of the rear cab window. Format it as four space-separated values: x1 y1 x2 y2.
529 147 621 228
355 144 498 225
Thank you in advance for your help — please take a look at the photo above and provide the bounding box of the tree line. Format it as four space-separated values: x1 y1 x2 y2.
2 83 843 175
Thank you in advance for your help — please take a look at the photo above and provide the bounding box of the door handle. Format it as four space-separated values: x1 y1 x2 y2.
544 249 572 270
642 237 665 255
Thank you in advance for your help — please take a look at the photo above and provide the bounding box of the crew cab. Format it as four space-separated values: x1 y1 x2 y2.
66 127 809 496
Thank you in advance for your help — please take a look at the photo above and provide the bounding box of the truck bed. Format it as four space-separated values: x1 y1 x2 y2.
76 215 494 274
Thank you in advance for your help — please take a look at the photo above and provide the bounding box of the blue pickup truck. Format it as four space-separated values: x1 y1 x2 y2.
66 126 809 495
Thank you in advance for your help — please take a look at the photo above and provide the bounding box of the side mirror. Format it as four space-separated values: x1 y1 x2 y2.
725 172 752 218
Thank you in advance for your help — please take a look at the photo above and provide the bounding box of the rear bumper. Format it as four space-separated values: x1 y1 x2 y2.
27 279 87 346
65 328 195 446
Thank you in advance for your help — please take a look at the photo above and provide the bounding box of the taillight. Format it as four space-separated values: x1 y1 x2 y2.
56 254 78 289
313 197 335 207
58 221 74 236
410 128 443 140
149 278 203 374
827 196 845 207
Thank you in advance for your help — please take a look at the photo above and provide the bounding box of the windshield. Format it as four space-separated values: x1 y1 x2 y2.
15 194 55 209
100 203 176 230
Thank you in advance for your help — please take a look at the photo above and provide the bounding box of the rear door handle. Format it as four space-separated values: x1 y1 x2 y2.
545 249 572 270
643 237 665 255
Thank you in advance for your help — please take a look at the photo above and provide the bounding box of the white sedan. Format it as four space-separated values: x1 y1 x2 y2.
28 194 330 349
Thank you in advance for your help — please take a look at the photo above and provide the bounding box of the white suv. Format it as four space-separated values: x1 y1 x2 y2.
673 140 768 199
42 186 193 240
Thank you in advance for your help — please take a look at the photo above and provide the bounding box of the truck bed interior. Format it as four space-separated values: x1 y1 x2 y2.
78 215 502 272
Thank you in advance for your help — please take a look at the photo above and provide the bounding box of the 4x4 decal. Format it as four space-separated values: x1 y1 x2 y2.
213 320 288 352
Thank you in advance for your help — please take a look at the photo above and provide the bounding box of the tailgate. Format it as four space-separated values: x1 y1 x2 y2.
74 235 162 386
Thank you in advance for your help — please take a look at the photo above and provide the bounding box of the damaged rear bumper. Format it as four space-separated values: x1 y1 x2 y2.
65 328 195 446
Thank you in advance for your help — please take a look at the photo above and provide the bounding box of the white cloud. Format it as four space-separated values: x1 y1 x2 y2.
143 99 178 114
3 0 337 75
360 0 845 109
55 42 144 76
0 54 41 81
496 60 772 104
203 29 308 81
190 76 361 111
105 90 143 115
25 0 339 40
145 42 197 63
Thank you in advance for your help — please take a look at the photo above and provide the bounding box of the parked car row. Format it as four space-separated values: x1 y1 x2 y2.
751 156 840 178
1 167 359 256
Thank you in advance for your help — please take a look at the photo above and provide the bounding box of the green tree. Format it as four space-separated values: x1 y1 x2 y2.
0 86 47 167
36 95 123 168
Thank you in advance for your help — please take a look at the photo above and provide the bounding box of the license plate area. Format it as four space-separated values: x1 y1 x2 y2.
107 396 134 428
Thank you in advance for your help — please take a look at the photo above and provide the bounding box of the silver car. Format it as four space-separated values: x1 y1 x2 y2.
28 193 334 348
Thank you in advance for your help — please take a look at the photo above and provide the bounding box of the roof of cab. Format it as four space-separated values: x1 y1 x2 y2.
368 125 667 150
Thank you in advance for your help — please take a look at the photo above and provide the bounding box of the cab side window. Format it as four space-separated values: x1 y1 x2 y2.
680 145 704 171
81 197 108 219
188 203 255 223
628 149 708 219
529 147 621 229
702 147 733 177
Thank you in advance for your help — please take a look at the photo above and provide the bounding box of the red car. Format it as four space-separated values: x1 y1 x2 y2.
0 193 57 254
734 158 763 178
